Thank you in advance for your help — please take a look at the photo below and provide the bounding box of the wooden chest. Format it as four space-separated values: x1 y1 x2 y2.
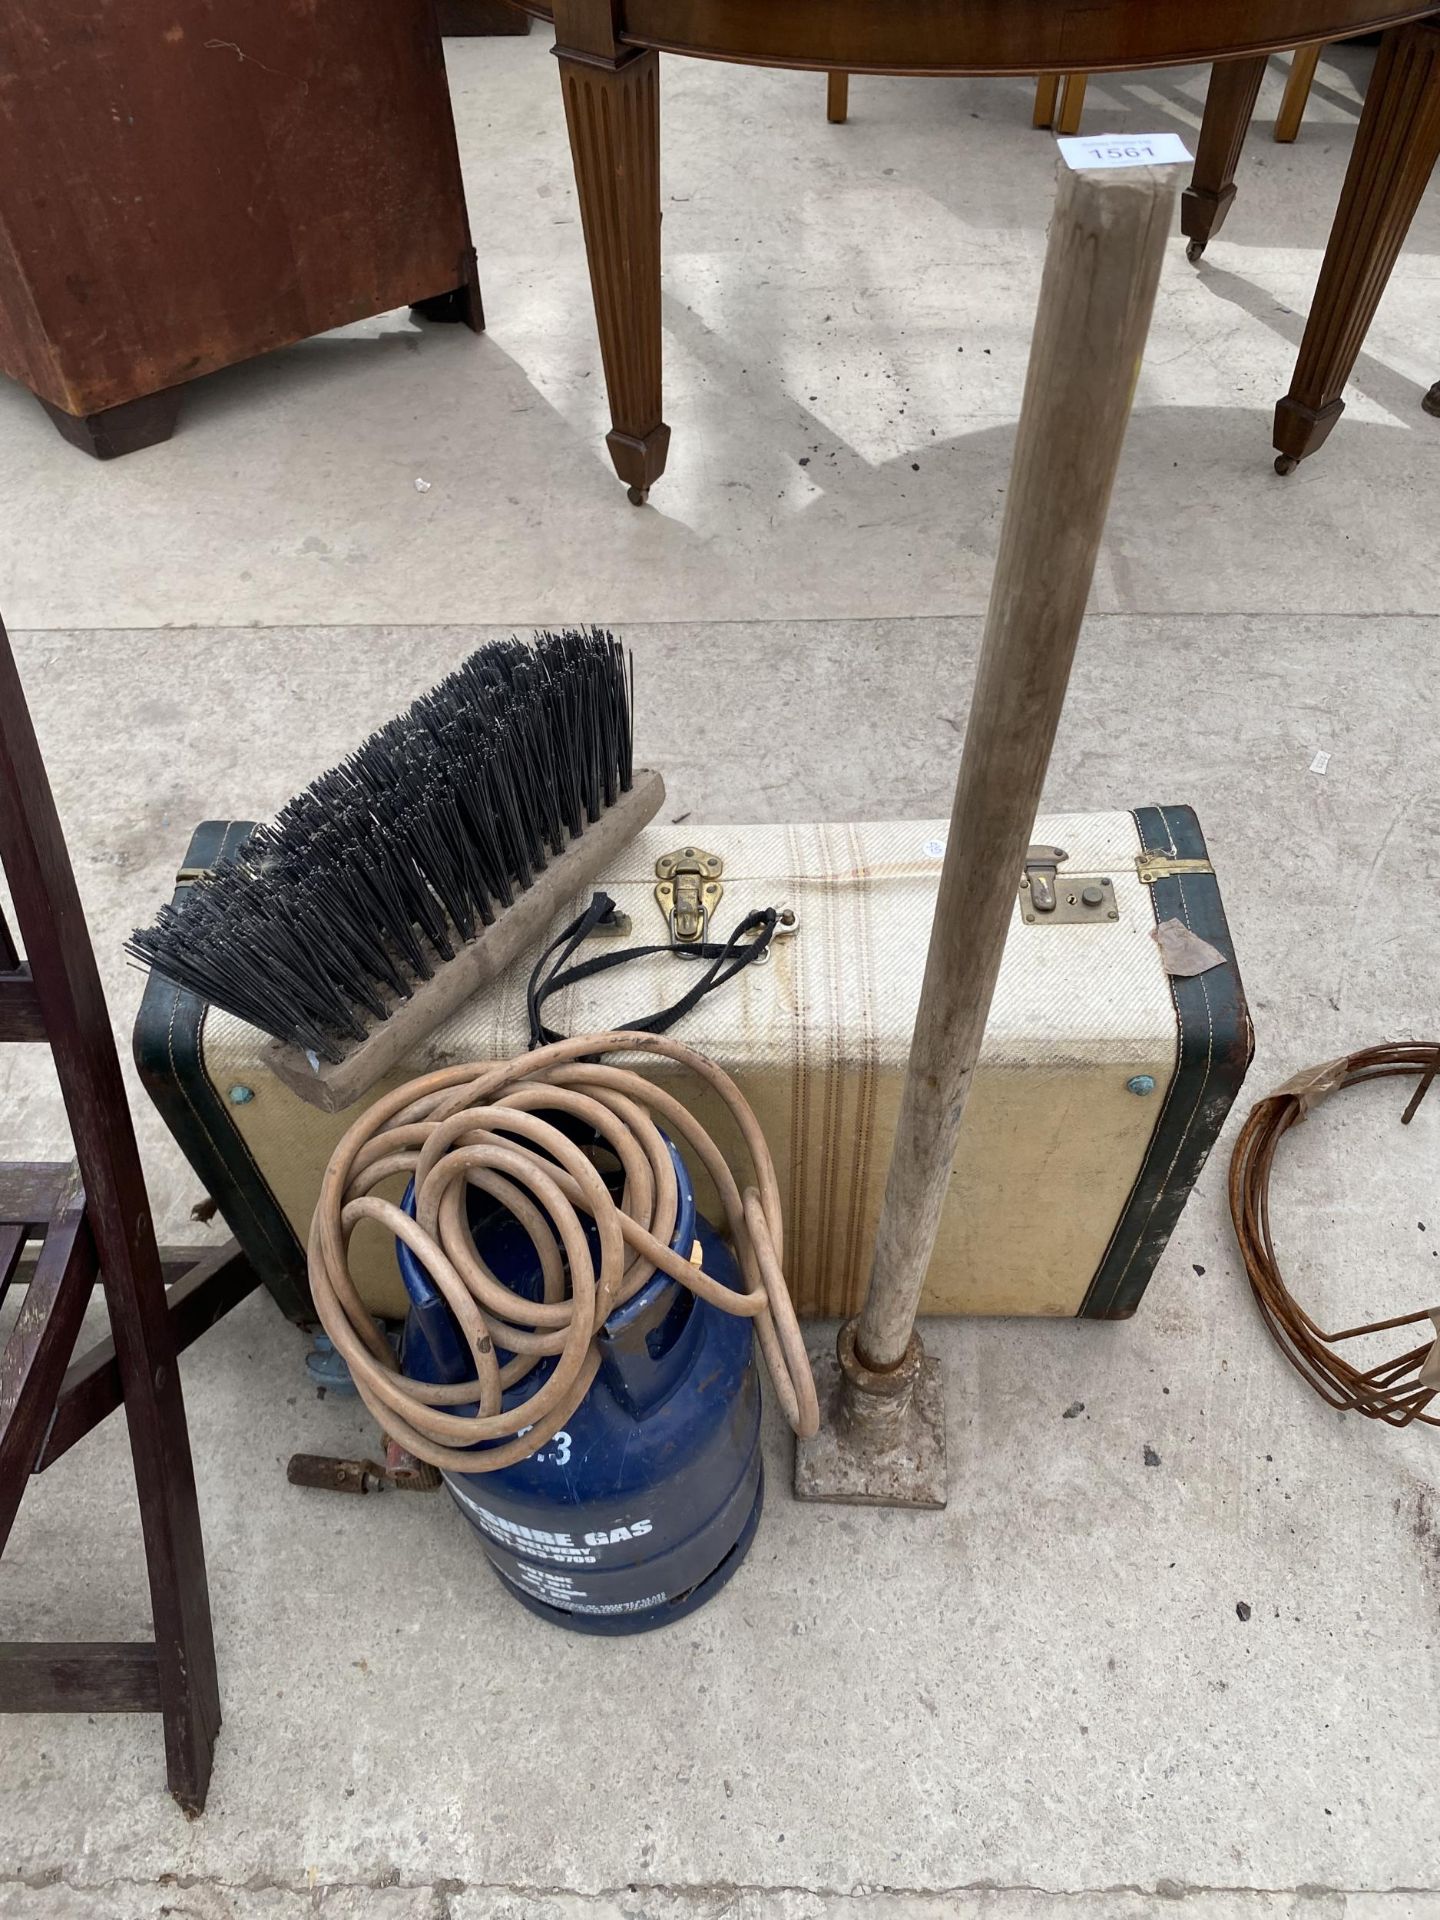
0 0 479 453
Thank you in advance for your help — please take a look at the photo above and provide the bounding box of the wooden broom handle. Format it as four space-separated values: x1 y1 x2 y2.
856 162 1179 1371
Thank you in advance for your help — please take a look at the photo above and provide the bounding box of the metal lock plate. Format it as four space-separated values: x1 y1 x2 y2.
655 845 724 950
1019 845 1119 925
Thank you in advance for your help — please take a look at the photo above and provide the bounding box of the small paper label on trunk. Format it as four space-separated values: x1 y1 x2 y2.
1058 132 1193 171
1151 917 1226 977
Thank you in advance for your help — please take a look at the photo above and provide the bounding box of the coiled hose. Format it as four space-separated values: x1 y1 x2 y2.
309 1032 820 1471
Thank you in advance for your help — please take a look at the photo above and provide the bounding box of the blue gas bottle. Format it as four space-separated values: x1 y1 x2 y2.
396 1127 762 1634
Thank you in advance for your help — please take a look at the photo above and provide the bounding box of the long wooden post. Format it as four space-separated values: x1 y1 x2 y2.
797 162 1179 1506
856 163 1177 1373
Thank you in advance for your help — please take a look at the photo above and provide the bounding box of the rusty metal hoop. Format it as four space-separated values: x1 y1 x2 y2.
1228 1040 1440 1427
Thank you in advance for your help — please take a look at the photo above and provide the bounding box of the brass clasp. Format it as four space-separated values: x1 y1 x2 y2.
1022 844 1068 914
655 845 724 951
1019 845 1119 925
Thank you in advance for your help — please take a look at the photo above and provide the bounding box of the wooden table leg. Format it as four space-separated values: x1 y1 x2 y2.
1275 42 1324 143
554 13 669 503
1033 74 1061 128
1055 72 1088 136
827 70 850 123
1182 55 1267 262
1275 21 1440 472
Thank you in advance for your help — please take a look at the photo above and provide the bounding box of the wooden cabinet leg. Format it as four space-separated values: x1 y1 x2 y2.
435 0 532 30
409 245 485 332
1182 55 1266 261
1275 42 1324 142
39 387 182 460
827 70 849 123
1033 74 1061 128
555 40 669 502
1275 20 1440 471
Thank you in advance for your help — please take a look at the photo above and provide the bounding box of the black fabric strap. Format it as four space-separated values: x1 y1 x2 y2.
526 891 780 1048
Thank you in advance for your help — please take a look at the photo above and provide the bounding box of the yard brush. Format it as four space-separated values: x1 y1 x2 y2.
128 628 664 1113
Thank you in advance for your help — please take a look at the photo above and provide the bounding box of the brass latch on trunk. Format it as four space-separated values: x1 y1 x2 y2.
1022 844 1068 913
1019 844 1119 924
655 845 724 950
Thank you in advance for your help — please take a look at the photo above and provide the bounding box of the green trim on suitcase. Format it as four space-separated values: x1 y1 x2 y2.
1079 806 1252 1319
133 820 314 1324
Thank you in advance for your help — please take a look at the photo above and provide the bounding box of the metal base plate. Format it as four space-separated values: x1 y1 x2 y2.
793 1348 948 1509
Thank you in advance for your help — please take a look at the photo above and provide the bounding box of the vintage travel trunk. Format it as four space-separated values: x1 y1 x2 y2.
135 807 1250 1327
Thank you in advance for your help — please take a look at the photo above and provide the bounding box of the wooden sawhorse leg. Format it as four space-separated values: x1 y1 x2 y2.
554 6 668 503
1182 54 1267 261
1275 20 1440 471
0 622 243 1813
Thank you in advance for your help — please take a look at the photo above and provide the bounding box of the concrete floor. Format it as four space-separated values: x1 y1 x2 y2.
3 32 1440 1920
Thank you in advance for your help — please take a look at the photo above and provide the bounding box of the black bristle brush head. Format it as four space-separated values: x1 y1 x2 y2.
127 628 635 1061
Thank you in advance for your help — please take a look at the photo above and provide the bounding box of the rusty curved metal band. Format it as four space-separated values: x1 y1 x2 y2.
308 1031 820 1471
1229 1040 1440 1428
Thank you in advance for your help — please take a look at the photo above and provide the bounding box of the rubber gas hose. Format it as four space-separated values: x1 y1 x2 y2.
309 1032 821 1471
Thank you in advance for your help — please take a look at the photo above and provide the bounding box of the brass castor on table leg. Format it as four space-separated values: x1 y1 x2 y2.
1186 238 1205 265
627 485 649 506
1274 453 1299 475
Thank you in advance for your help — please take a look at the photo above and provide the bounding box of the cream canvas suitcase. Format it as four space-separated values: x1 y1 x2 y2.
136 806 1250 1325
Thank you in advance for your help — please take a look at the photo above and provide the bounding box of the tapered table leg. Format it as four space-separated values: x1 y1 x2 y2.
555 35 669 502
1033 73 1060 127
1182 54 1267 261
1275 42 1324 143
1055 72 1088 135
1275 20 1440 472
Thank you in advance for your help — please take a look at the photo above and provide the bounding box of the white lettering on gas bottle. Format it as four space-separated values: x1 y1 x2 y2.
444 1478 653 1564
582 1519 653 1547
512 1426 573 1468
509 1562 667 1615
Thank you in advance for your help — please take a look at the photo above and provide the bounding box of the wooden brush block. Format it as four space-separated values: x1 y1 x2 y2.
264 770 666 1114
